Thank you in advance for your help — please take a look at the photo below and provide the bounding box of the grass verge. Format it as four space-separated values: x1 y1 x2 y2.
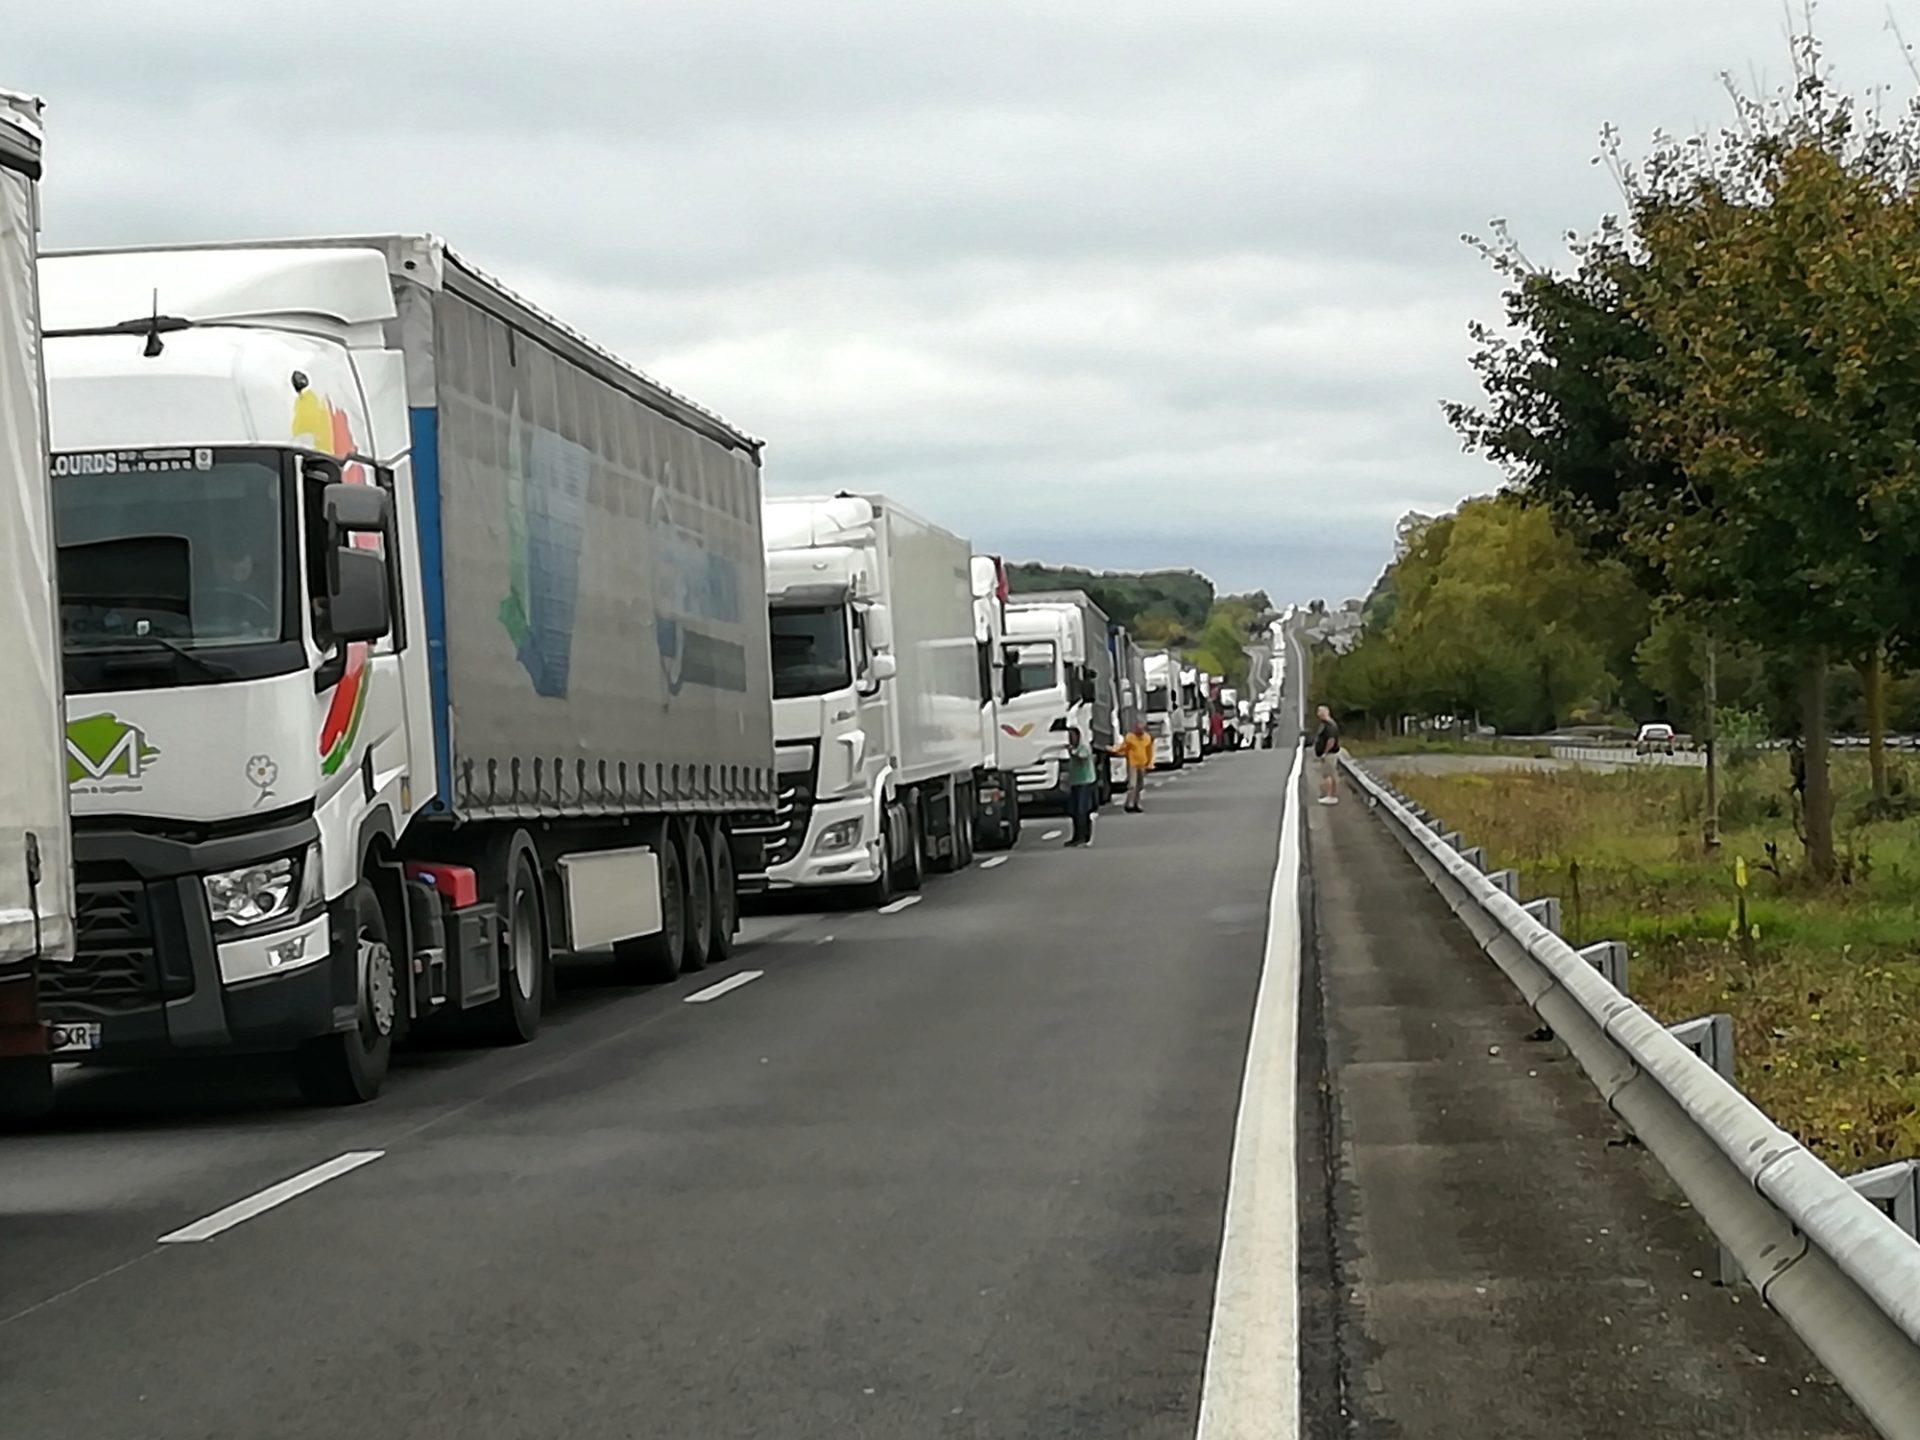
1389 754 1920 1170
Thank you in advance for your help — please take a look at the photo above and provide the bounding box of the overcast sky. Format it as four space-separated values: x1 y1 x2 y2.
12 3 1915 603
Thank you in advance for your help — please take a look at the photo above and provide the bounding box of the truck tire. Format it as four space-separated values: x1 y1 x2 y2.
900 797 925 892
296 880 396 1105
1003 788 1021 848
471 842 547 1045
617 828 687 983
707 820 738 963
0 1055 54 1126
682 824 715 973
856 811 898 909
954 784 975 867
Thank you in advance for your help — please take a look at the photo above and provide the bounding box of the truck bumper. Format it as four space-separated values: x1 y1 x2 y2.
762 794 882 890
42 816 339 1062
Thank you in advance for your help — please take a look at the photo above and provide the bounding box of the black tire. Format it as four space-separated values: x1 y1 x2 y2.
617 829 686 983
954 785 975 868
900 798 925 892
0 1055 54 1127
296 881 396 1105
856 810 898 908
707 822 738 963
682 826 715 973
1004 787 1021 848
472 843 546 1045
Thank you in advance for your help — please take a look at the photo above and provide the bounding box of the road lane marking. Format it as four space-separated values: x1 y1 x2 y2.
981 856 1008 869
685 969 765 1003
878 895 922 914
158 1151 385 1244
1042 829 1063 840
1196 691 1305 1438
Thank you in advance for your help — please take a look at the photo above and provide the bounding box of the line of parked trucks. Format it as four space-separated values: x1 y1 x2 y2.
0 88 1256 1114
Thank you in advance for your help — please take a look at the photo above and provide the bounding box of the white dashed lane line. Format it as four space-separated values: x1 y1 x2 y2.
1042 829 1063 841
981 856 1008 870
878 895 923 915
158 1151 385 1244
684 970 765 1004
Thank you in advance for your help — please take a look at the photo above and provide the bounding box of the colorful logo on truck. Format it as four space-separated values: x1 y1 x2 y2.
66 713 161 790
293 384 374 775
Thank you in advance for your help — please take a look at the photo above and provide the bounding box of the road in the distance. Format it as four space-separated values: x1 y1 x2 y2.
1 735 1295 1438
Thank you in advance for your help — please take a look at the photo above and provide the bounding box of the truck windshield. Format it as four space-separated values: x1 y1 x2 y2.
1007 641 1058 694
771 604 852 698
53 449 301 689
1146 685 1170 713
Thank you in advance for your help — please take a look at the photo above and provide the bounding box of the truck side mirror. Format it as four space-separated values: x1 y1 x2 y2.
328 547 391 643
870 652 898 683
865 603 894 653
323 481 392 535
1078 670 1097 705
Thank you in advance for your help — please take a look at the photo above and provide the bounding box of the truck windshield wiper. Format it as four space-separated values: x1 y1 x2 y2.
96 634 234 682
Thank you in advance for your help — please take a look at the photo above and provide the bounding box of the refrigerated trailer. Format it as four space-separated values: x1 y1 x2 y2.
37 236 773 1103
755 494 982 903
0 89 69 1119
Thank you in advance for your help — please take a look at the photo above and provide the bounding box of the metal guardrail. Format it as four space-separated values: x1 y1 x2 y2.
1339 754 1920 1440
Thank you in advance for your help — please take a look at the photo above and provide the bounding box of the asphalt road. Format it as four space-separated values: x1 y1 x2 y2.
1 741 1292 1438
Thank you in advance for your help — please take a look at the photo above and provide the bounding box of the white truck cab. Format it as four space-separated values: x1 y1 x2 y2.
1141 650 1187 768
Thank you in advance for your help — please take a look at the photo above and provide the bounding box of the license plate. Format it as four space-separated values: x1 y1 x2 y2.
47 1022 101 1054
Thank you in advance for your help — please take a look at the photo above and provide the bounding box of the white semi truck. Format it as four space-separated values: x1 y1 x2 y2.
1141 649 1188 769
1107 624 1148 790
1178 665 1208 763
37 236 774 1103
756 494 982 903
1002 591 1118 809
0 89 71 1119
970 554 1023 851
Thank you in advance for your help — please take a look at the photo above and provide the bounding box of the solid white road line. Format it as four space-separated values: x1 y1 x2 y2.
1195 738 1305 1439
981 855 1008 870
158 1151 385 1244
1042 829 1064 840
877 895 922 915
684 969 765 1003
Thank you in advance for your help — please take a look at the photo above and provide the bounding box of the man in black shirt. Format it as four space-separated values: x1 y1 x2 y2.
1313 705 1341 805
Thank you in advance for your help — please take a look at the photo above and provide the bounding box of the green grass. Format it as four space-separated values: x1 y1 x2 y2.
1391 754 1920 1170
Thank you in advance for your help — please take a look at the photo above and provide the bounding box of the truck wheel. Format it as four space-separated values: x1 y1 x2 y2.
472 843 546 1045
0 1056 54 1126
617 829 686 983
296 881 395 1105
1003 788 1021 848
955 784 975 867
857 812 897 908
900 799 925 892
707 821 738 963
682 825 715 973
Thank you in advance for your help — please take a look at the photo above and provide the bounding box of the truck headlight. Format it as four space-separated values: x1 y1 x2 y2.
815 818 862 854
205 845 320 934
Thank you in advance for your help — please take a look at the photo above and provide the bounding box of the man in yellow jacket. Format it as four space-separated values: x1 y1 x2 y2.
1112 722 1155 813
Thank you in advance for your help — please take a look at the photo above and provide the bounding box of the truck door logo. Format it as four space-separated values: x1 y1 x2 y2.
1001 723 1035 738
66 713 161 790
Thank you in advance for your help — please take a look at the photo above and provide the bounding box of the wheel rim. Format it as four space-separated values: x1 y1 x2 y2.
510 868 539 998
362 934 396 1042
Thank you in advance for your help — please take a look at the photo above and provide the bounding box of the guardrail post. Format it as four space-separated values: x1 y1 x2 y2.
1440 831 1463 851
1667 1013 1735 1084
1459 845 1486 871
1577 940 1629 994
1487 869 1519 898
1522 896 1562 935
1848 1160 1920 1241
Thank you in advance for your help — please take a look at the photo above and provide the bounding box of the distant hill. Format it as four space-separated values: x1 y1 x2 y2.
1005 563 1215 633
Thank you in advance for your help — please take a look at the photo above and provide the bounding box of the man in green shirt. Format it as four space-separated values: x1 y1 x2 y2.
1065 725 1098 846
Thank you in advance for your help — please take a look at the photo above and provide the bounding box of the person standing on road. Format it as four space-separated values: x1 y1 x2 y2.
1111 721 1155 813
1064 725 1098 846
1314 705 1341 805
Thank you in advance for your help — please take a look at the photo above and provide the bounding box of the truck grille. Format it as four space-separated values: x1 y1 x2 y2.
737 770 817 868
42 871 164 1016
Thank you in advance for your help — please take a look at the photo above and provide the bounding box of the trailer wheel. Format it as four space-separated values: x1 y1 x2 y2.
471 842 547 1045
682 825 715 973
900 796 925 892
707 821 738 963
954 784 975 868
0 1056 54 1126
296 881 395 1105
618 828 687 983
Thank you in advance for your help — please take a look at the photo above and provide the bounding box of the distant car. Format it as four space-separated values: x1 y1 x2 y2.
1636 723 1676 756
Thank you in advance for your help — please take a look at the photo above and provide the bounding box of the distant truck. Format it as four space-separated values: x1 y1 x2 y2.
756 494 982 904
1179 665 1208 763
38 235 773 1103
970 555 1023 851
1003 591 1118 808
1141 650 1188 768
0 89 69 1119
